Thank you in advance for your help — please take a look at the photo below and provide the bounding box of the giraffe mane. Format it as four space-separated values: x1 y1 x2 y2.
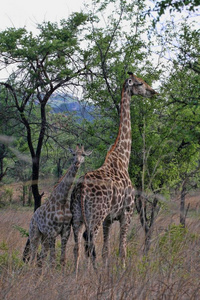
105 86 126 162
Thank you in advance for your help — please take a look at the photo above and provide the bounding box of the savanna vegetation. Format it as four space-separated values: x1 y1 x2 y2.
0 0 200 299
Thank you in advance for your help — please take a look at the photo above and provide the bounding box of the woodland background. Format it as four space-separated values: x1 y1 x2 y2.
0 0 200 299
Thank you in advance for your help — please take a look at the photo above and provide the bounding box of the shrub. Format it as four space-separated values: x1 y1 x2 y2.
0 186 13 204
159 224 188 255
0 241 24 271
13 225 29 237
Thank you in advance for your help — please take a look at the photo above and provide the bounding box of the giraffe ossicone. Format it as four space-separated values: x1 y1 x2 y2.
23 144 92 267
71 72 158 272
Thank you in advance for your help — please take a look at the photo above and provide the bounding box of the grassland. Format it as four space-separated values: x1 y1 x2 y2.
0 185 200 300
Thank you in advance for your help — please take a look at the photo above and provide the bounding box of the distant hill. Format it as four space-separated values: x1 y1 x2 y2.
49 93 94 121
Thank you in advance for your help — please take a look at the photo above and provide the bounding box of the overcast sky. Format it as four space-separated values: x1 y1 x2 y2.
0 0 87 32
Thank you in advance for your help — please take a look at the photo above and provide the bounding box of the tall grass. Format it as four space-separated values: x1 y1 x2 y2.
1 201 200 300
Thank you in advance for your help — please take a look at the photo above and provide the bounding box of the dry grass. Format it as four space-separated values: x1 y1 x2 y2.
0 190 200 299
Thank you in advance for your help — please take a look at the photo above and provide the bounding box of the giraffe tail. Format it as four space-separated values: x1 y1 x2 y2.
22 237 31 263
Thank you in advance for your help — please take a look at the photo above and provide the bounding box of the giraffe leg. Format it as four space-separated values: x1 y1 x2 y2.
83 229 96 270
37 236 49 267
30 236 40 265
84 220 103 271
90 231 97 271
49 237 56 267
72 220 83 275
60 223 71 267
29 219 41 265
102 217 112 266
119 213 131 267
23 238 31 263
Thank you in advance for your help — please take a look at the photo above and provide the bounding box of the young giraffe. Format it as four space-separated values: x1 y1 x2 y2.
71 72 158 271
23 145 92 266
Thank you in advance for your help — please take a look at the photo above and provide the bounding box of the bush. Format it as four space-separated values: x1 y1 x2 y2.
13 225 29 237
159 224 188 255
0 186 13 204
0 241 24 271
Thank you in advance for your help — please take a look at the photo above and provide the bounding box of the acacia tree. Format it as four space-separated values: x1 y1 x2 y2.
0 90 17 182
150 0 199 26
80 0 160 141
161 72 200 227
160 20 200 222
0 12 88 211
129 19 200 251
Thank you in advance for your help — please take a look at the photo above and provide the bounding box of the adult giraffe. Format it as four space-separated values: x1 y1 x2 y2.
71 72 158 272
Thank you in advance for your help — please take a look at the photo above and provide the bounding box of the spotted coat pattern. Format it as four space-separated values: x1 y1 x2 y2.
71 73 158 271
27 145 92 266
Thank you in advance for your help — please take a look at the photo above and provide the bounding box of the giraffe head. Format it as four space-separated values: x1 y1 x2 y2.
125 72 158 97
69 144 93 164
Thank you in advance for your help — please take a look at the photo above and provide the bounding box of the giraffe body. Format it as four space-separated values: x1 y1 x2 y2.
71 73 158 271
24 145 92 266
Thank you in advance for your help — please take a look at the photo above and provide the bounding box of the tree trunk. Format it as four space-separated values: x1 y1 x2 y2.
0 144 7 182
180 180 190 227
57 158 62 178
32 184 43 212
136 193 160 255
28 185 32 206
32 156 43 212
22 183 26 206
135 194 150 253
144 228 152 255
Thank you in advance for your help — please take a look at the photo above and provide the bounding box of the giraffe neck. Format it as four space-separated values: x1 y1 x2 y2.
51 162 80 204
105 89 131 169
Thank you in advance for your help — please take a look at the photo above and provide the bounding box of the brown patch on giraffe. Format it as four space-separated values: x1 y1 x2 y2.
96 191 103 197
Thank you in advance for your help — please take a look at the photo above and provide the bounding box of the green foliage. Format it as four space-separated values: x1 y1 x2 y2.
53 240 73 270
151 0 200 26
0 240 8 251
0 241 24 270
159 224 188 254
0 187 13 203
5 187 13 202
129 19 200 197
0 13 88 97
0 12 90 209
155 224 198 276
82 0 150 103
13 225 29 237
133 223 198 279
136 255 151 276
